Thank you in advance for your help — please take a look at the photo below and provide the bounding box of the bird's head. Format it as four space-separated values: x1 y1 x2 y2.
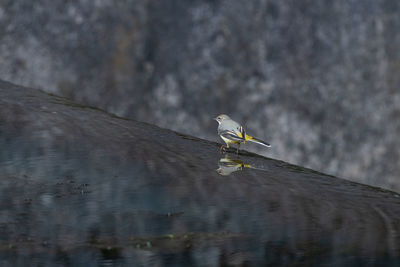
214 114 230 124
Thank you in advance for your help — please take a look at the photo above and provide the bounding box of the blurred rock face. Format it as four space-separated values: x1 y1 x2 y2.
0 1 399 190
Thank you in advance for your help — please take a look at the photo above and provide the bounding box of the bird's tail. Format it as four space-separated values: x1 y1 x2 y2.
245 134 271 147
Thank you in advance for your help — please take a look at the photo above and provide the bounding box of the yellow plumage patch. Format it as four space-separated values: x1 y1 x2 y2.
245 134 253 141
221 136 239 147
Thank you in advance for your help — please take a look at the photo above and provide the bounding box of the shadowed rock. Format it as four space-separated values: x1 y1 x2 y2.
1 80 400 266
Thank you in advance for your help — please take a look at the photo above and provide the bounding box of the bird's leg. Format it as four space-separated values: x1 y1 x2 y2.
220 145 226 153
220 144 229 153
236 143 240 154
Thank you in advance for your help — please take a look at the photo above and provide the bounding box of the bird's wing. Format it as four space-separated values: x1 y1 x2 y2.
238 126 246 139
219 129 245 142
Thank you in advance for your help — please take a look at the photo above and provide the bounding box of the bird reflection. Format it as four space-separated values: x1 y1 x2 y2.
217 155 252 176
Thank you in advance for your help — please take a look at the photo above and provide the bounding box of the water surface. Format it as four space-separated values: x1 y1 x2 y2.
1 84 400 266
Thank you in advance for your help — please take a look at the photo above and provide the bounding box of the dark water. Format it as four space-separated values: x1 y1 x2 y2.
1 87 400 266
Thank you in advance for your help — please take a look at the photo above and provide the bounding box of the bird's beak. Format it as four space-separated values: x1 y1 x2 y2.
213 117 218 121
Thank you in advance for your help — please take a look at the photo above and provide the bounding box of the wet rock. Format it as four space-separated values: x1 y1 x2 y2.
1 80 400 265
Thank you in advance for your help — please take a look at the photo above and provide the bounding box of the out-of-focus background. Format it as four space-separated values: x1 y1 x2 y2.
1 1 399 191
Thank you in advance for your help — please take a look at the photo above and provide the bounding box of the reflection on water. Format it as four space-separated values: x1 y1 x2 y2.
217 155 246 176
217 154 256 176
1 88 400 266
217 154 269 176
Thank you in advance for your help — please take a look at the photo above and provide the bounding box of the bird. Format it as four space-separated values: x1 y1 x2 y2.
214 114 271 154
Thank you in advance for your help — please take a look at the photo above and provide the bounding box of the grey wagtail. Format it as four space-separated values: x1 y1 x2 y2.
214 114 271 154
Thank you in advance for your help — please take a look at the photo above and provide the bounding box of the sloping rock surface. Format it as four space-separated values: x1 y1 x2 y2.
1 80 400 266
